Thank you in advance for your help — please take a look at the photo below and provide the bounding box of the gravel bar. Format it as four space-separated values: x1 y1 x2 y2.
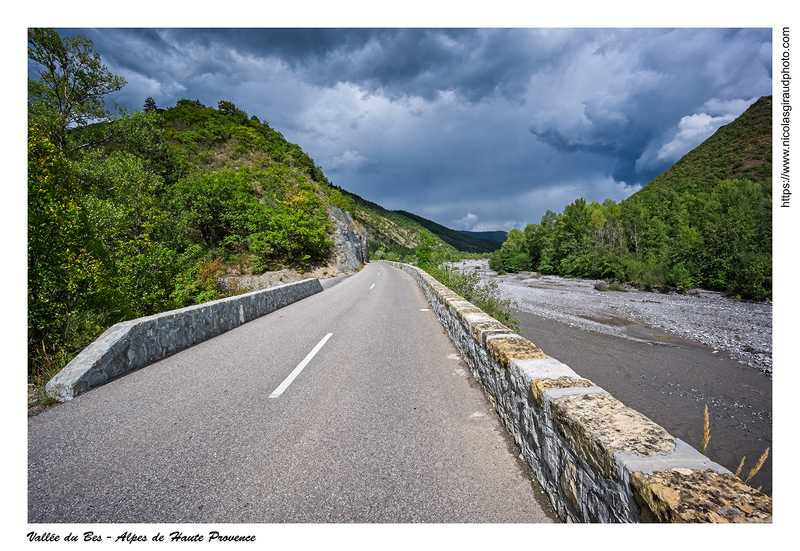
450 259 772 377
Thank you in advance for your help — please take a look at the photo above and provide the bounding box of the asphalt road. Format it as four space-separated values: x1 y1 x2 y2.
28 262 557 523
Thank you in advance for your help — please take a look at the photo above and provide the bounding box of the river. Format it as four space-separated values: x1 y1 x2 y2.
513 308 772 493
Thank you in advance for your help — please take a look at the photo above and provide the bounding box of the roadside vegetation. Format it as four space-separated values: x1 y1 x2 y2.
414 235 521 334
488 97 772 301
27 29 353 403
27 28 483 405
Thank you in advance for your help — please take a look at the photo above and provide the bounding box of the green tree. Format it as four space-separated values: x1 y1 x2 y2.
217 100 239 116
172 169 255 251
27 125 118 375
560 198 590 254
620 194 647 263
248 191 332 270
28 28 127 153
489 228 531 273
415 232 436 268
143 96 158 112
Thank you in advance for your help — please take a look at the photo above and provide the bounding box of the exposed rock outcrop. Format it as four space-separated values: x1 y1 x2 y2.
329 206 369 273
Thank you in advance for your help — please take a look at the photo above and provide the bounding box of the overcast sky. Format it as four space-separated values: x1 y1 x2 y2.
12 12 794 543
50 27 772 232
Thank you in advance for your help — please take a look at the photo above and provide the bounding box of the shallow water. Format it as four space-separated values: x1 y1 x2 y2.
514 309 773 493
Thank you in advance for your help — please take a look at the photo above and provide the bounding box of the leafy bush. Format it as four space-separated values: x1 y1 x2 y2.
489 229 531 273
169 246 227 308
249 191 332 271
726 252 772 300
414 233 435 267
666 263 696 292
423 262 521 334
27 125 120 377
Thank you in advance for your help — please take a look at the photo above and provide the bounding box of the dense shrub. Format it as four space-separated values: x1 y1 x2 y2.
422 261 521 335
27 125 120 377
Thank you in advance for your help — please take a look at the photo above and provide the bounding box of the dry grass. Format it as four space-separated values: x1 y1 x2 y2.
743 448 770 485
703 404 768 488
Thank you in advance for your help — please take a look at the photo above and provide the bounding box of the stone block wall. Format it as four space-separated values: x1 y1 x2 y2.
386 261 772 523
46 279 323 402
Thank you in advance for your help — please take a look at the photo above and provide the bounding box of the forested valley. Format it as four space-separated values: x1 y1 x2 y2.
27 28 773 406
488 96 772 302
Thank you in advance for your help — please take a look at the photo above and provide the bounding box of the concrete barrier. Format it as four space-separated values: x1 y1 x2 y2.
46 279 323 402
385 261 772 523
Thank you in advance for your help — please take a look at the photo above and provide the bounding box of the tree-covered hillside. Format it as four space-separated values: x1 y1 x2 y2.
330 189 460 261
394 210 502 253
26 28 457 402
459 230 508 243
490 96 772 301
646 96 771 193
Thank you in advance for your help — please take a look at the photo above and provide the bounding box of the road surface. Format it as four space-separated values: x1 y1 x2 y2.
28 262 557 523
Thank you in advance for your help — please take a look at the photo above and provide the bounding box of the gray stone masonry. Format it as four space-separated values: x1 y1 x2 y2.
46 278 323 402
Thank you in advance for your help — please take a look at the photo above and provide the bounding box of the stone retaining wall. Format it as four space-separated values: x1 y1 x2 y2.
386 261 772 523
46 279 323 402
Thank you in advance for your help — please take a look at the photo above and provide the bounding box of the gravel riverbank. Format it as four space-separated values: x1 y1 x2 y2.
451 259 773 377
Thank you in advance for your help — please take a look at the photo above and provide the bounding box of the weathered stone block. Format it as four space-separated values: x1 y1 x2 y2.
469 320 512 345
551 393 675 480
631 469 772 523
486 335 548 368
531 376 597 406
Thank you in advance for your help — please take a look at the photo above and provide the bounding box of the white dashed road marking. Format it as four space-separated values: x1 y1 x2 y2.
269 333 333 398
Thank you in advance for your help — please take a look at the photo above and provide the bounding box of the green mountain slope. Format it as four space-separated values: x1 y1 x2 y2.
494 95 772 300
459 230 508 243
642 95 772 195
319 187 456 260
335 190 502 257
153 99 462 266
394 210 503 253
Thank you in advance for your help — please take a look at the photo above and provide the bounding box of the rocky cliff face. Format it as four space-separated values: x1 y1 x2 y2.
329 206 369 273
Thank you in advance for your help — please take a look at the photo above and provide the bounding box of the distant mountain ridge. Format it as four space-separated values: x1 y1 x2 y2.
332 181 505 256
458 230 507 243
394 210 503 253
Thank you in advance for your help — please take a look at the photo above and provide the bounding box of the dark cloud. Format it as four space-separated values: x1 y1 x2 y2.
530 129 619 156
69 28 569 104
303 29 535 103
522 28 772 188
49 27 772 231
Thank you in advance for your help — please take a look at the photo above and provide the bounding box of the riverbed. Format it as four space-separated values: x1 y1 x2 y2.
450 259 773 493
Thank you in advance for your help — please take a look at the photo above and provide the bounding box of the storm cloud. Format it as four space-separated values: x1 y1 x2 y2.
53 27 772 231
